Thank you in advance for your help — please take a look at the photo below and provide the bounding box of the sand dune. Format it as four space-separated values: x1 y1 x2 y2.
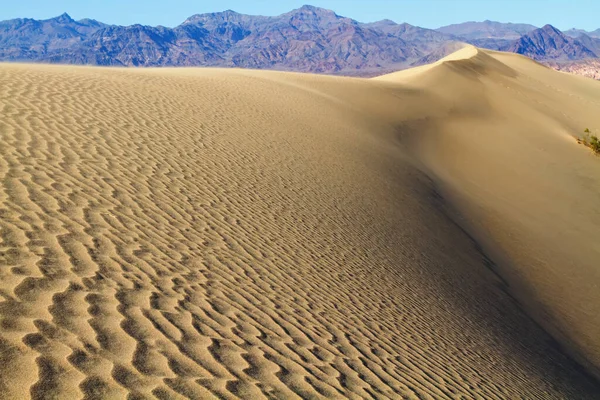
0 47 599 399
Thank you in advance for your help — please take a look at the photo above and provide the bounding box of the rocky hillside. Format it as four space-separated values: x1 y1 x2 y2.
547 59 600 80
0 13 105 60
0 6 598 74
0 6 457 73
509 25 599 61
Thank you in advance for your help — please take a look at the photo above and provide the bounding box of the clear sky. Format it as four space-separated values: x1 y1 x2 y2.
2 0 599 31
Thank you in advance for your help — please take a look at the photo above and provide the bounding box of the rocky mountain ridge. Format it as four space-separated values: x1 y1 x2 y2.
0 5 598 76
509 24 599 61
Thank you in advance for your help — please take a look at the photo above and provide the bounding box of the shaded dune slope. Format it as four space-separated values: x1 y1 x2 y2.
379 47 600 380
0 47 599 398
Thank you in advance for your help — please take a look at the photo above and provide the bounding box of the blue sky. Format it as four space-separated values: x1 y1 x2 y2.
3 0 600 31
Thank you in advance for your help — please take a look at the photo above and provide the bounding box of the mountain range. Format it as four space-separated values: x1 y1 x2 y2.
1 5 599 76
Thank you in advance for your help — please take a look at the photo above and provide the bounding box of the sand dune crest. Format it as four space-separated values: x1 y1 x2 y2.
0 49 599 398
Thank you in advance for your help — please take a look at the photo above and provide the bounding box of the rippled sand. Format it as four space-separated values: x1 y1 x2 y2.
1 47 600 398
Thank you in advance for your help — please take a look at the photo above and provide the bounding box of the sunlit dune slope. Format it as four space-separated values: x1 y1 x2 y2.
0 46 599 399
379 46 600 381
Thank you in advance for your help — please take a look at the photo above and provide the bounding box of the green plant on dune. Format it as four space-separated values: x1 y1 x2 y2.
589 135 600 154
579 128 600 154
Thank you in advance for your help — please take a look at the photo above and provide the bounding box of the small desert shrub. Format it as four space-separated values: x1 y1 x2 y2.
589 135 600 153
579 129 600 154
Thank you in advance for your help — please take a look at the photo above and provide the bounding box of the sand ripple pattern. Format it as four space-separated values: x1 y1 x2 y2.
0 63 598 399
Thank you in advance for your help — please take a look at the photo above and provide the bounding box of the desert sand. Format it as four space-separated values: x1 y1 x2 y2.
0 46 599 399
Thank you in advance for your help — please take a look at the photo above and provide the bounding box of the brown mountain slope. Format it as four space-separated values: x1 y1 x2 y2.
1 7 599 74
0 47 599 398
508 24 597 61
548 58 600 80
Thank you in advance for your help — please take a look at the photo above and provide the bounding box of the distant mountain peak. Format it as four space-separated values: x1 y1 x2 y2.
289 4 339 18
215 9 240 17
182 9 247 26
298 4 327 12
509 24 597 60
52 12 74 24
540 24 561 34
376 19 397 25
283 4 348 29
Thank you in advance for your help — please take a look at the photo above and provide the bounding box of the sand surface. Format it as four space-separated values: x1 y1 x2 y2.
1 47 599 399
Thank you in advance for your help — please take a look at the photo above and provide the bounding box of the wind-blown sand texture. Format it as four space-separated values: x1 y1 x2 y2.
1 46 600 399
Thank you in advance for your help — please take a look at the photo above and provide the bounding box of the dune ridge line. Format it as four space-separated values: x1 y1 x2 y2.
0 47 600 398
